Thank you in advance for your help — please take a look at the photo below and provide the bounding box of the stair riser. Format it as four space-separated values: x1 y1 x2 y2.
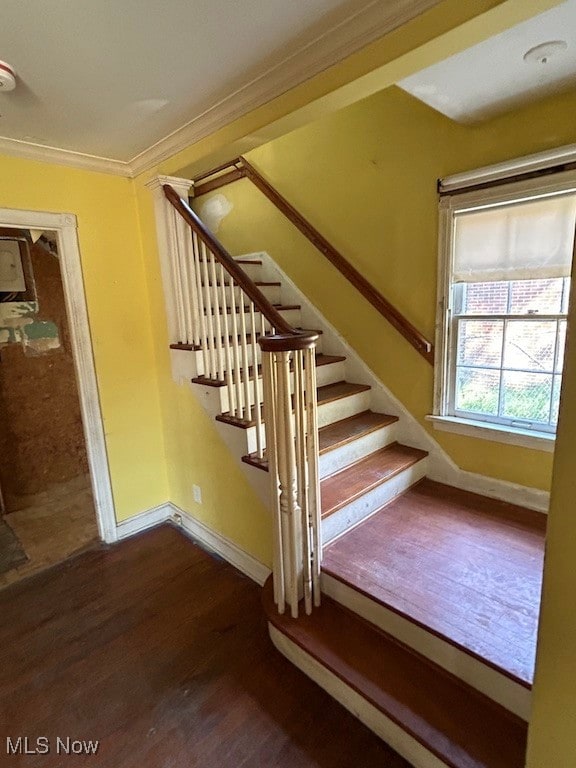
210 306 301 330
233 262 263 281
269 625 450 768
216 360 346 412
184 335 325 378
322 459 428 544
319 422 399 479
318 390 371 428
320 573 531 721
204 283 281 305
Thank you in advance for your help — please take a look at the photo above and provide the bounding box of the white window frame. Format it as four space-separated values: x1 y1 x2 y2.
429 170 576 452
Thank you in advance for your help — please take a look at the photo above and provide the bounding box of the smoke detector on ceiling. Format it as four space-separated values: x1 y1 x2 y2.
0 60 16 92
523 40 568 65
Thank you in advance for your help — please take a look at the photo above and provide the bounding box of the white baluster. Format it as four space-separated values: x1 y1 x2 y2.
239 294 252 422
191 232 210 374
168 208 186 343
228 279 243 417
200 242 217 379
220 264 235 416
209 251 223 380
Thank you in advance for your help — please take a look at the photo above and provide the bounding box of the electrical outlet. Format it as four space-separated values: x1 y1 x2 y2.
193 484 202 504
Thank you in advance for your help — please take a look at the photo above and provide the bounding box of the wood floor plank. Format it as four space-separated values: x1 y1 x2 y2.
0 526 408 768
322 479 545 685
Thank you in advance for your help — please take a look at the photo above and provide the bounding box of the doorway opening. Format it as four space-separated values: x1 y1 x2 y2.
0 209 115 586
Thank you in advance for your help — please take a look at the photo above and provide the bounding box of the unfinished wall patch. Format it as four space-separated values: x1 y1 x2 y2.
198 194 233 233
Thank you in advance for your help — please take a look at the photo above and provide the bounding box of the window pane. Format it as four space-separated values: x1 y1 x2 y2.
462 282 508 315
503 320 555 372
501 371 552 423
556 320 567 373
455 368 500 415
551 375 562 426
457 319 503 367
509 278 565 314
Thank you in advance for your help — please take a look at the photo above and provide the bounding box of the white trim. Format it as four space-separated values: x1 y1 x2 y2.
0 136 132 177
322 572 532 720
433 174 576 454
269 625 450 768
115 503 172 540
426 415 555 453
114 501 271 585
129 0 440 177
440 142 576 192
0 0 440 179
0 207 118 543
172 505 271 586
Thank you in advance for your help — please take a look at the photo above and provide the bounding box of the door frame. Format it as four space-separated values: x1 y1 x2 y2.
0 206 117 542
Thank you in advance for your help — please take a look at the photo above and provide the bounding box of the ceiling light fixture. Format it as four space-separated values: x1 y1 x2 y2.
0 60 16 91
523 40 568 65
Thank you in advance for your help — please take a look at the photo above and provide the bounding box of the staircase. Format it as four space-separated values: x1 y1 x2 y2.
152 180 546 768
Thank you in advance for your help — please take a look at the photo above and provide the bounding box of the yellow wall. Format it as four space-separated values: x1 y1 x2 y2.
0 154 167 521
194 85 576 491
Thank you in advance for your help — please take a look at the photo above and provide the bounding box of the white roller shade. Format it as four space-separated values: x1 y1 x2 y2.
453 193 576 283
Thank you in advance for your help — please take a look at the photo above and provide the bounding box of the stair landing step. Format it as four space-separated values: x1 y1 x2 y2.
322 479 546 687
321 443 427 518
193 354 345 389
263 580 527 768
319 410 398 454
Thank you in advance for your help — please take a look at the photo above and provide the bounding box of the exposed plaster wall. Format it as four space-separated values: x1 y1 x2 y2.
0 240 88 511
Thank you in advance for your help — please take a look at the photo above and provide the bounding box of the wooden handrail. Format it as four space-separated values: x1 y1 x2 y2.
163 184 316 345
193 158 434 364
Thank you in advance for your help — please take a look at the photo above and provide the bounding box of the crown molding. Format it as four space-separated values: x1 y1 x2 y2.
0 0 440 179
0 135 132 177
129 0 440 177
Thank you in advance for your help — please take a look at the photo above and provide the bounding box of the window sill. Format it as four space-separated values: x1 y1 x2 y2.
425 415 555 453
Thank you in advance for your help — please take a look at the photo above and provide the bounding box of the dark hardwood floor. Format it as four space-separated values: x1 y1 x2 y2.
0 525 409 768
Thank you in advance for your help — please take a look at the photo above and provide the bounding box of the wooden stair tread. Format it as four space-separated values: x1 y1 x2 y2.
317 380 370 405
193 353 345 389
322 479 546 686
319 410 398 454
203 280 281 287
263 580 527 768
211 303 301 315
217 379 368 429
321 443 427 518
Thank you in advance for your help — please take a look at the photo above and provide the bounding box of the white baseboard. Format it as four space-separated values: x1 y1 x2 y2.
115 502 172 540
172 504 271 586
115 501 270 586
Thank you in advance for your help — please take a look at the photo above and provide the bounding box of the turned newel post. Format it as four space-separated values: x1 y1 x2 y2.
260 331 322 618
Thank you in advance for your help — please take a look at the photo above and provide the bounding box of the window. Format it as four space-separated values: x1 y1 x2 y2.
433 175 576 447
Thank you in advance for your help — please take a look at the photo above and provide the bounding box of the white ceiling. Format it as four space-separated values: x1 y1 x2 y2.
0 0 438 168
398 0 576 123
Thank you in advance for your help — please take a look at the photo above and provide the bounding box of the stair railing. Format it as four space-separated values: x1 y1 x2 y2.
160 181 321 617
193 156 434 364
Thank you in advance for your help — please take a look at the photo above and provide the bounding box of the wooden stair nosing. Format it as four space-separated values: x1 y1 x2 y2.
320 443 428 518
319 410 399 455
204 303 301 317
263 580 527 768
216 380 371 429
192 353 346 388
243 408 398 472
